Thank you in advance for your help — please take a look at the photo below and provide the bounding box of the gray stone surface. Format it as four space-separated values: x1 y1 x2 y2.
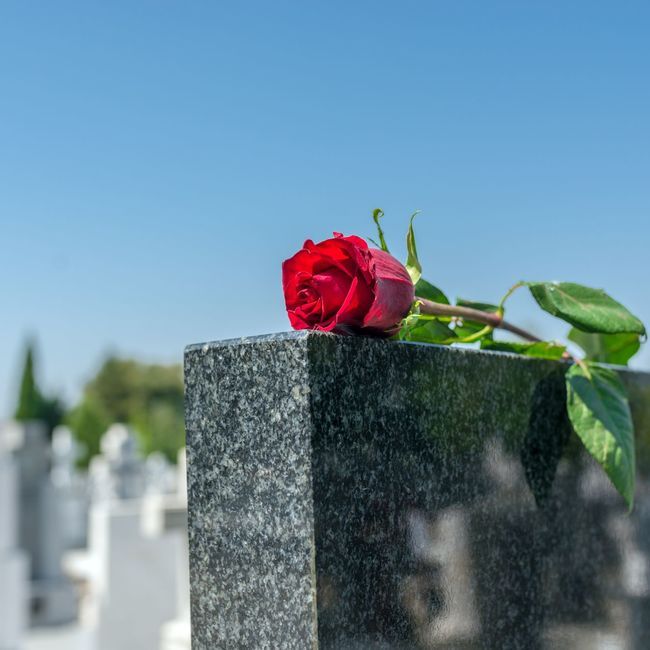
184 331 650 649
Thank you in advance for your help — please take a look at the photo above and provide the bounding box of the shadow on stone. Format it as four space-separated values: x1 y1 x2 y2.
521 371 573 508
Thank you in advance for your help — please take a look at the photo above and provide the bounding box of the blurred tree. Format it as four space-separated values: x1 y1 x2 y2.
15 342 41 420
65 397 110 466
37 395 66 437
68 357 184 464
14 340 65 437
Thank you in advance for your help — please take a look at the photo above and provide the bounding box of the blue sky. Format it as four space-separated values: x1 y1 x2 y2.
1 1 649 416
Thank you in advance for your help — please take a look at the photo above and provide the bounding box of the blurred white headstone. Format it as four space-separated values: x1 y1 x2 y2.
145 452 177 496
88 455 112 503
153 448 191 650
102 424 145 500
0 427 29 649
12 420 77 626
90 500 181 650
51 426 89 551
68 427 186 650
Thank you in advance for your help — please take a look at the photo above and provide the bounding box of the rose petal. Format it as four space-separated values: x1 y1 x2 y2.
362 249 414 331
334 275 374 329
305 237 366 278
311 267 351 319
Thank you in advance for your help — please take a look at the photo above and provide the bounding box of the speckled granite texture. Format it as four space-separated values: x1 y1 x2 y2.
184 331 650 650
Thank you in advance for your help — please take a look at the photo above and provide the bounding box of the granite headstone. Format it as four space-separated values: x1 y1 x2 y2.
185 332 650 649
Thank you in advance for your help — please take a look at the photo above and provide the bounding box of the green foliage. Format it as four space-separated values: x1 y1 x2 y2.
371 209 647 508
405 211 422 285
481 340 566 360
568 328 640 366
15 343 40 421
527 282 645 335
65 398 110 467
14 340 65 437
401 317 456 344
414 279 449 304
132 400 185 461
454 299 498 339
371 208 389 252
566 363 636 509
69 357 185 464
457 298 499 313
37 396 66 437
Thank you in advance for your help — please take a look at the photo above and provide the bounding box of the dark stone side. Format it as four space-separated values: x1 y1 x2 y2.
184 331 650 650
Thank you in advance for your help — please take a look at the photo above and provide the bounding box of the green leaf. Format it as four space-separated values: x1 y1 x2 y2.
568 328 641 366
402 318 456 344
481 340 567 360
565 362 636 508
527 282 645 335
414 278 449 305
371 208 389 253
405 211 422 285
457 298 499 313
454 298 498 339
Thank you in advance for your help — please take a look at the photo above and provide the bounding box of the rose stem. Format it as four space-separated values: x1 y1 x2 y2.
416 297 543 344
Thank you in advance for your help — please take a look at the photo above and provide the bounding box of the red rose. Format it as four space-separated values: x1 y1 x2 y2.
282 233 414 336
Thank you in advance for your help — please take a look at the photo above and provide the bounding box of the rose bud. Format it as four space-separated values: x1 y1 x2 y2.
282 232 415 336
